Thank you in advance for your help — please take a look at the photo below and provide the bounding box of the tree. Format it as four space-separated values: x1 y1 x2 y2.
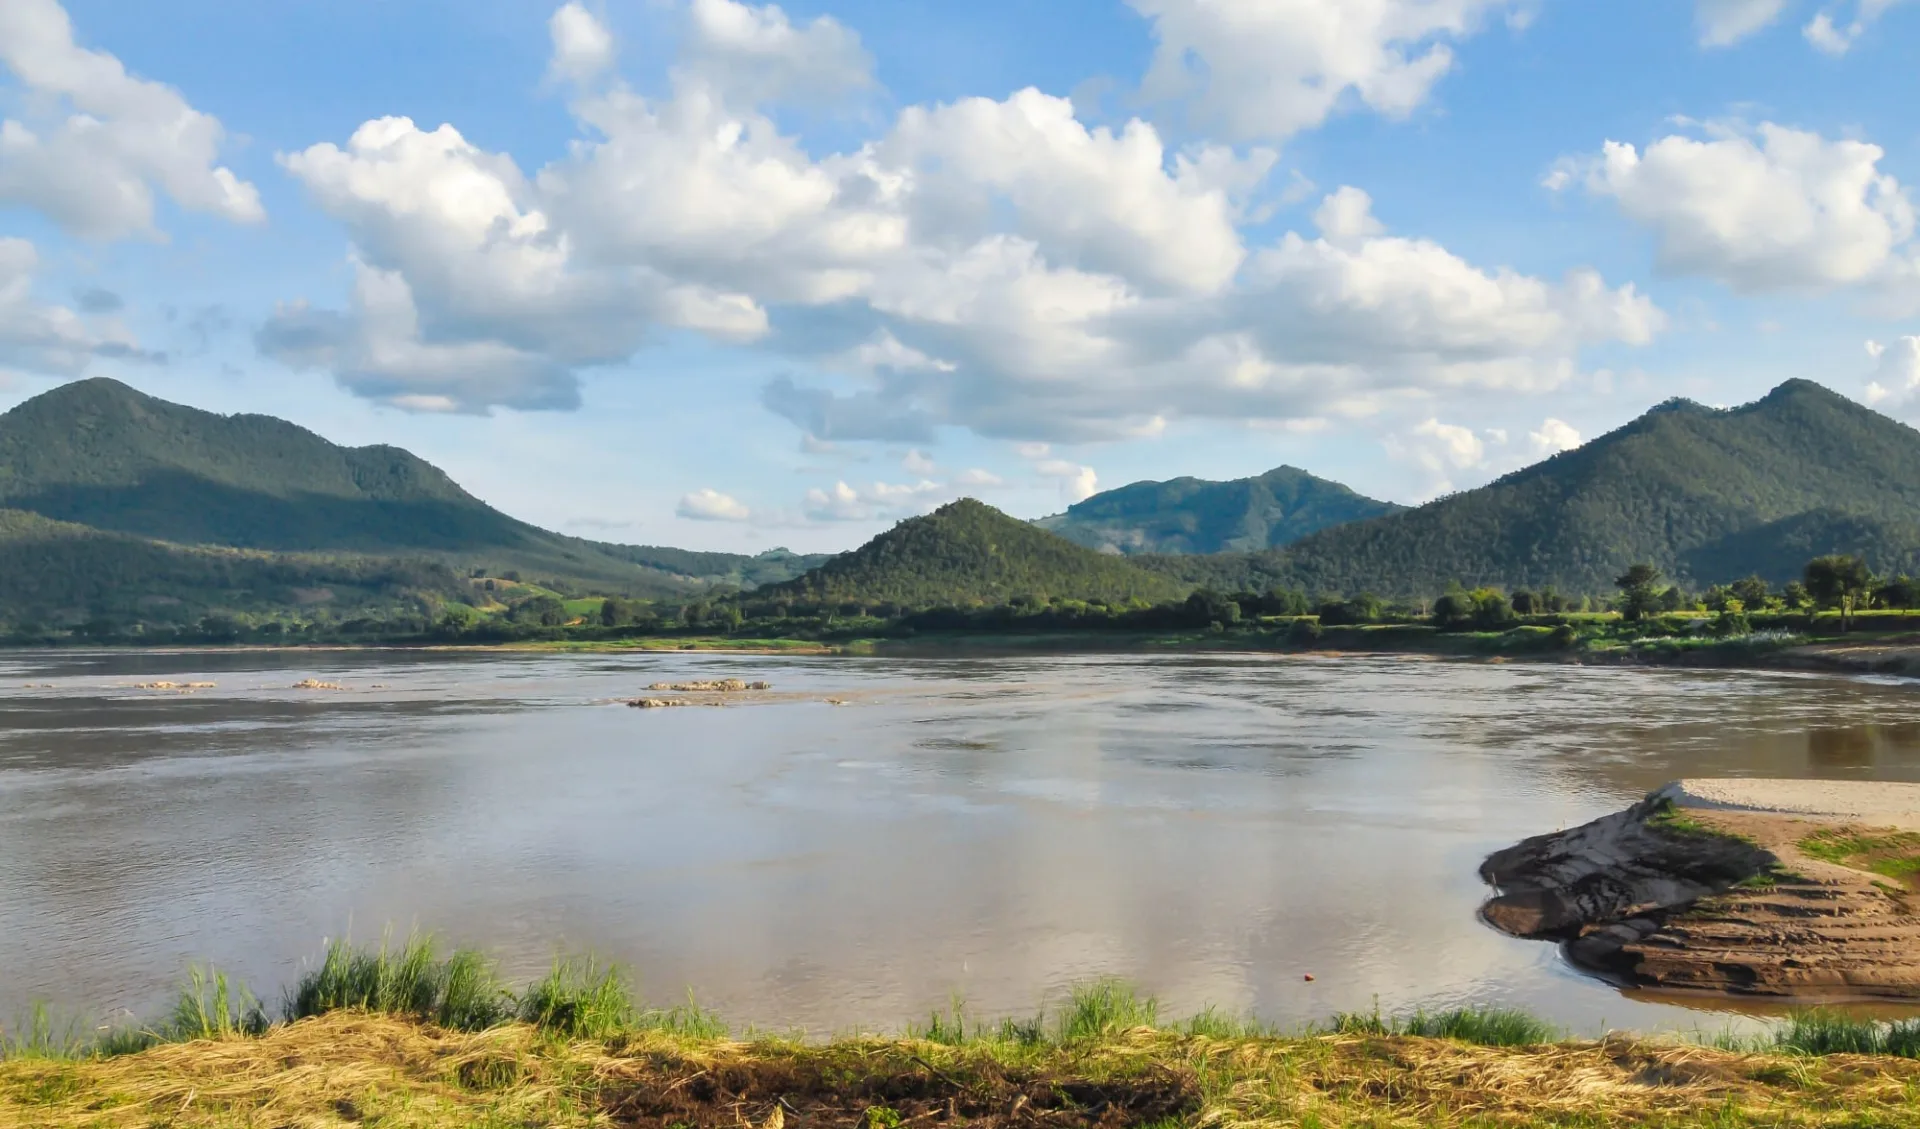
1730 575 1771 610
1878 574 1919 612
509 594 568 627
1614 564 1662 622
1468 588 1516 630
1511 589 1537 615
1432 586 1472 629
1804 555 1872 631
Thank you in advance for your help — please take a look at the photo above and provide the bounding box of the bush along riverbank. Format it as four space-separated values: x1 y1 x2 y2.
14 936 1920 1126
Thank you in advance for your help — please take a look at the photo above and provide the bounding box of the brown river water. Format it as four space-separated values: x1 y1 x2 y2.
4 648 1920 1037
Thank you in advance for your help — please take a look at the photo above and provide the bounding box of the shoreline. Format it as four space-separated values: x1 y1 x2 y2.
1482 780 1920 1002
11 941 1920 1128
7 632 1920 684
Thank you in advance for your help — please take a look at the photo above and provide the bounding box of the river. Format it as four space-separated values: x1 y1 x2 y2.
4 648 1919 1036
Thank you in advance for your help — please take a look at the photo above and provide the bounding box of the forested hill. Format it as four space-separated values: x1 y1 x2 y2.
1036 465 1402 554
1144 380 1920 598
765 499 1187 605
0 379 818 599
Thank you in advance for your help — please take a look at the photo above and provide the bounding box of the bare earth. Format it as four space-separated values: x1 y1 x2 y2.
1481 780 1920 1000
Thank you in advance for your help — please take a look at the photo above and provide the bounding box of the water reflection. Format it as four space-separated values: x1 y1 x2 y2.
1 650 1918 1037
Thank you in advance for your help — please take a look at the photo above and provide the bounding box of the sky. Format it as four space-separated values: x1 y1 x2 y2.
0 0 1917 554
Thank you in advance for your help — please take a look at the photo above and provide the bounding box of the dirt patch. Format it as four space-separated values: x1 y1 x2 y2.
1482 785 1920 999
597 1049 1198 1129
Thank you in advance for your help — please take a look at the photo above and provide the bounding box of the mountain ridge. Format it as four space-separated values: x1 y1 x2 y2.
1035 464 1402 554
765 498 1186 606
1143 379 1920 597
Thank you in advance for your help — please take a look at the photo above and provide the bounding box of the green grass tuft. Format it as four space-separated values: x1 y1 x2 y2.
517 958 636 1040
1772 1010 1920 1058
1329 1004 1558 1047
286 931 511 1031
1056 979 1157 1041
166 966 268 1041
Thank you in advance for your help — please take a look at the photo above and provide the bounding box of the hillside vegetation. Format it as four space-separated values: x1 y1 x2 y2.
1037 464 1401 554
765 499 1186 606
1147 380 1920 597
0 380 820 625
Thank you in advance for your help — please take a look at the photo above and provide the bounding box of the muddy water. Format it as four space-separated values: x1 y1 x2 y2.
3 649 1920 1036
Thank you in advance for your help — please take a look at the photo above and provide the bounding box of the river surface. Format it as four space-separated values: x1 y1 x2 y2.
4 648 1920 1037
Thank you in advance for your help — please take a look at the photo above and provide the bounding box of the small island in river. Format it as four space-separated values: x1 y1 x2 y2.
1481 779 1920 999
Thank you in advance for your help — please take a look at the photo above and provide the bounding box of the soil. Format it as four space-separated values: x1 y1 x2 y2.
594 1051 1200 1129
1481 783 1920 999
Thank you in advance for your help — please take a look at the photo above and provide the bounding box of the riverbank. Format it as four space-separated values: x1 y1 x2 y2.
1483 780 1920 1000
14 999 1920 1128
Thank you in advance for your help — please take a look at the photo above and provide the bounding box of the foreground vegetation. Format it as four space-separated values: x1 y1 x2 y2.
13 936 1920 1126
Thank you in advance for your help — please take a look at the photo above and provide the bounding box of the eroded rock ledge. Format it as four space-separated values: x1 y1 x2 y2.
1481 780 1920 999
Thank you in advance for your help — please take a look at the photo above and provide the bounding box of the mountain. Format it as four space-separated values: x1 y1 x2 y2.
0 508 471 628
1036 465 1402 554
0 379 814 601
1145 380 1920 598
764 498 1187 606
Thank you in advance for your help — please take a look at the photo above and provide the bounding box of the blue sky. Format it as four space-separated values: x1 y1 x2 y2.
2 0 1918 553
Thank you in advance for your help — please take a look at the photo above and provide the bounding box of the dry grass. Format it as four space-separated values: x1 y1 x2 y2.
9 1010 1920 1128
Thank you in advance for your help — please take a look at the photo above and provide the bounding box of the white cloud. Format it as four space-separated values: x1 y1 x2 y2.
0 0 263 240
548 2 615 83
1529 417 1582 455
1564 122 1916 292
881 88 1271 294
1697 0 1789 45
1033 458 1100 502
1864 337 1920 410
1312 186 1387 244
902 448 936 475
271 3 1659 438
1129 0 1524 142
0 237 148 375
954 468 1006 488
677 487 752 521
1804 0 1911 53
681 0 873 104
801 478 943 521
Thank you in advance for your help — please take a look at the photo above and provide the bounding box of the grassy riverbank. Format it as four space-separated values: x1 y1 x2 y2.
13 938 1920 1127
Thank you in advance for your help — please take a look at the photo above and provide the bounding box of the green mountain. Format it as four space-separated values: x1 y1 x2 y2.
1144 380 1920 598
1036 465 1402 554
765 498 1187 606
0 379 833 625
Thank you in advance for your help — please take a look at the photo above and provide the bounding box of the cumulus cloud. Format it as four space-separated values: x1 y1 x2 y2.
1129 0 1524 143
1697 0 1789 45
954 467 1005 488
1035 459 1100 502
680 0 872 104
0 237 151 375
270 1 1657 436
1804 0 1912 53
802 478 943 521
677 488 752 521
1529 417 1582 455
1387 418 1487 494
1559 122 1916 293
902 448 936 475
547 2 615 83
0 0 263 240
1390 413 1586 495
1864 337 1920 411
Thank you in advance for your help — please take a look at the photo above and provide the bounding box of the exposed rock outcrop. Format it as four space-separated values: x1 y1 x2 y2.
1481 781 1920 999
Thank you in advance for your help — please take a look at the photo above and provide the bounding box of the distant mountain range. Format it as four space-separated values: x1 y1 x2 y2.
1151 379 1920 597
1035 465 1402 554
764 498 1186 607
7 375 1920 628
0 379 825 621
